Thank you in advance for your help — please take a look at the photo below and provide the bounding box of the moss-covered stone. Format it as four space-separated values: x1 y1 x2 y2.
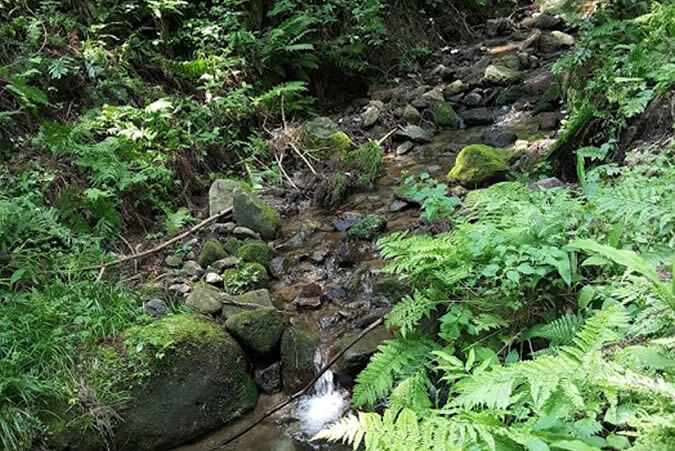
225 307 286 354
233 189 281 241
281 325 320 394
223 262 269 294
198 238 227 267
236 241 276 267
448 144 509 186
434 102 459 127
223 237 243 255
348 214 387 240
484 64 520 85
54 315 258 451
330 131 353 153
534 84 561 113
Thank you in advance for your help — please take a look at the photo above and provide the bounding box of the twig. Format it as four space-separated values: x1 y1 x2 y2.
289 142 317 175
80 208 232 272
378 126 402 146
96 266 106 281
118 234 138 272
210 317 385 449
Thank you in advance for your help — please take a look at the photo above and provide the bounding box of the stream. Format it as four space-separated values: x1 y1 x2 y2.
174 108 544 451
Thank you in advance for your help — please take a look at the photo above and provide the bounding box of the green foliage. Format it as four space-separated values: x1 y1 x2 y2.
319 148 675 449
348 214 387 240
345 141 384 186
398 172 461 221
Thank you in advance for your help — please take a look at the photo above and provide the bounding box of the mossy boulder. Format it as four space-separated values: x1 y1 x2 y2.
225 307 286 354
533 84 561 113
281 325 320 394
348 214 387 240
223 237 243 255
57 315 258 451
236 241 276 268
331 131 354 152
448 144 509 186
185 282 224 314
434 102 460 127
198 238 227 268
223 262 269 294
233 189 281 241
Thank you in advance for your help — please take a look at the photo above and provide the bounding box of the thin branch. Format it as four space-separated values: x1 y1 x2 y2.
289 142 317 175
378 126 402 146
79 208 232 272
210 317 385 449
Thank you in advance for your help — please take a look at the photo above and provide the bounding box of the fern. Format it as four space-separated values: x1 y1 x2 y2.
352 336 436 408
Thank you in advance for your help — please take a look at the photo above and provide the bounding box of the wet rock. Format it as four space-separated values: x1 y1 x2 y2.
205 272 223 285
269 256 287 279
402 104 421 124
463 90 483 107
236 241 276 268
223 262 269 294
255 362 282 394
334 214 361 232
348 214 387 240
410 96 428 109
445 80 467 98
221 288 273 318
209 179 242 216
311 249 329 263
324 287 347 302
534 85 562 113
198 239 227 268
484 64 520 85
496 85 522 105
470 56 492 79
539 31 575 53
182 261 204 277
486 17 512 37
276 285 297 303
361 106 380 128
448 144 509 186
143 298 167 318
396 125 432 143
225 307 286 354
370 88 393 102
208 222 235 235
496 54 521 71
164 255 182 268
461 107 494 125
407 85 429 101
481 129 517 148
517 52 530 68
209 256 239 272
389 199 409 212
523 70 555 95
396 141 414 156
186 282 223 314
168 283 191 295
536 111 561 130
299 283 322 298
99 315 257 451
281 325 320 394
294 297 322 309
528 177 565 191
233 226 260 240
354 308 390 329
233 189 281 241
521 13 561 30
335 241 361 267
284 233 304 249
334 325 391 377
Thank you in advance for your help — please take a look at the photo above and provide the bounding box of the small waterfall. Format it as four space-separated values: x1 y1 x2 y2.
294 350 350 438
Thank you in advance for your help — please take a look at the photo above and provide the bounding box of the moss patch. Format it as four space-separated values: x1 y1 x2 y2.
348 214 387 240
281 325 320 394
236 241 276 267
223 262 269 294
223 237 243 255
448 144 509 186
331 131 354 152
434 102 458 126
198 238 227 267
225 307 286 354
345 141 383 186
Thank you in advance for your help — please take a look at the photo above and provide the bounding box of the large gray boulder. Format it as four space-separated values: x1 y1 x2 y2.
209 179 241 217
185 282 223 314
232 189 281 240
221 288 273 318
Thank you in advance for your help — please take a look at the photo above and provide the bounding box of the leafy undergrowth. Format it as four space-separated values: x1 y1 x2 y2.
318 143 675 450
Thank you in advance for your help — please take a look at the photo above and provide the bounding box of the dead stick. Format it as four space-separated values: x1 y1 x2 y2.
378 126 402 146
80 208 232 271
210 317 385 449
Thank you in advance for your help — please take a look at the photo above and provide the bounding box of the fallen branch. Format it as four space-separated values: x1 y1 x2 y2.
210 317 386 449
80 208 233 272
377 126 402 146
